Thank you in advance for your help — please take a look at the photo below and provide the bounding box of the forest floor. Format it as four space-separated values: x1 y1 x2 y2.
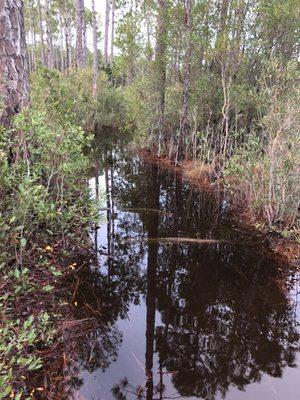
138 148 300 269
1 229 96 399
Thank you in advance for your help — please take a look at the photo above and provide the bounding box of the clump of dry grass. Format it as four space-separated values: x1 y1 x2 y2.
182 160 220 188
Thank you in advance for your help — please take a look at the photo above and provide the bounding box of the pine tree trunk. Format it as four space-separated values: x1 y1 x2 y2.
45 0 53 68
91 0 98 98
37 0 46 64
110 0 115 60
104 0 110 63
59 14 65 71
54 46 58 69
64 22 69 69
176 0 192 163
30 1 36 70
83 11 87 64
75 0 84 68
155 0 167 155
0 0 29 127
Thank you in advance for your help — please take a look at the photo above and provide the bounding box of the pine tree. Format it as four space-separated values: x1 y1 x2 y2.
0 0 29 127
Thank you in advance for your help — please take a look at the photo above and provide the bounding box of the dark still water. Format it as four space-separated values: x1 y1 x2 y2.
70 133 299 400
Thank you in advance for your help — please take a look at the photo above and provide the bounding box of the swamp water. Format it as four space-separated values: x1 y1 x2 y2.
68 133 299 400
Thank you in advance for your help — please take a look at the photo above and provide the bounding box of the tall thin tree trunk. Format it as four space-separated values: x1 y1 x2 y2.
104 0 110 63
91 0 98 98
71 39 75 68
59 14 65 71
75 0 84 68
155 0 167 155
0 0 29 127
32 6 37 67
45 0 53 68
176 0 192 163
54 46 58 69
221 61 232 159
27 31 32 71
30 1 36 70
37 0 46 64
83 10 87 64
64 23 69 69
110 0 115 60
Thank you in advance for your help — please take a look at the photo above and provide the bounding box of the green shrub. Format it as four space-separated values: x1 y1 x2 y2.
225 60 300 228
0 66 97 397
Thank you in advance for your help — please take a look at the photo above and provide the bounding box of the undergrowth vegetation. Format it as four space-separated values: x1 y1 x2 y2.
105 0 299 233
224 61 299 230
0 67 97 399
30 67 127 131
120 57 300 232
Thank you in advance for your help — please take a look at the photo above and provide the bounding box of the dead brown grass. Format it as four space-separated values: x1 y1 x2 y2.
182 160 220 188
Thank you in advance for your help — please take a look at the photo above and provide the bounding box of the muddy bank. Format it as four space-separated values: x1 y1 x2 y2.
138 148 300 268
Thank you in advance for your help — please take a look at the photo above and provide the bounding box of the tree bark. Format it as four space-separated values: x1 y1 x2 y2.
64 22 69 69
83 9 87 64
110 0 115 60
155 0 167 154
176 0 192 163
29 0 36 70
59 13 65 71
45 0 53 68
32 2 36 67
220 60 232 159
37 0 45 64
0 0 29 127
75 0 84 68
104 0 110 63
91 0 98 98
62 0 70 70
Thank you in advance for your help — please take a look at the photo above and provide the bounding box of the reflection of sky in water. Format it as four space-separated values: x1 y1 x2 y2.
71 140 300 400
89 175 106 202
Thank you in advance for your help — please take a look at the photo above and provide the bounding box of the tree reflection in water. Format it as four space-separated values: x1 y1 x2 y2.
68 132 299 400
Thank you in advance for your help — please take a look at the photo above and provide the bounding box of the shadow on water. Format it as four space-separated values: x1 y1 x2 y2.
65 131 299 400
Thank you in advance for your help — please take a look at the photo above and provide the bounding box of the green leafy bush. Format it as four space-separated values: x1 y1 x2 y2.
225 60 300 228
0 66 97 397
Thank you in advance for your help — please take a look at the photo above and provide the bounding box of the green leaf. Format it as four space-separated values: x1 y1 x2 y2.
14 285 22 294
28 358 42 370
20 238 27 248
43 285 54 292
27 330 37 343
50 266 62 276
14 269 20 279
24 315 34 329
0 385 12 399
